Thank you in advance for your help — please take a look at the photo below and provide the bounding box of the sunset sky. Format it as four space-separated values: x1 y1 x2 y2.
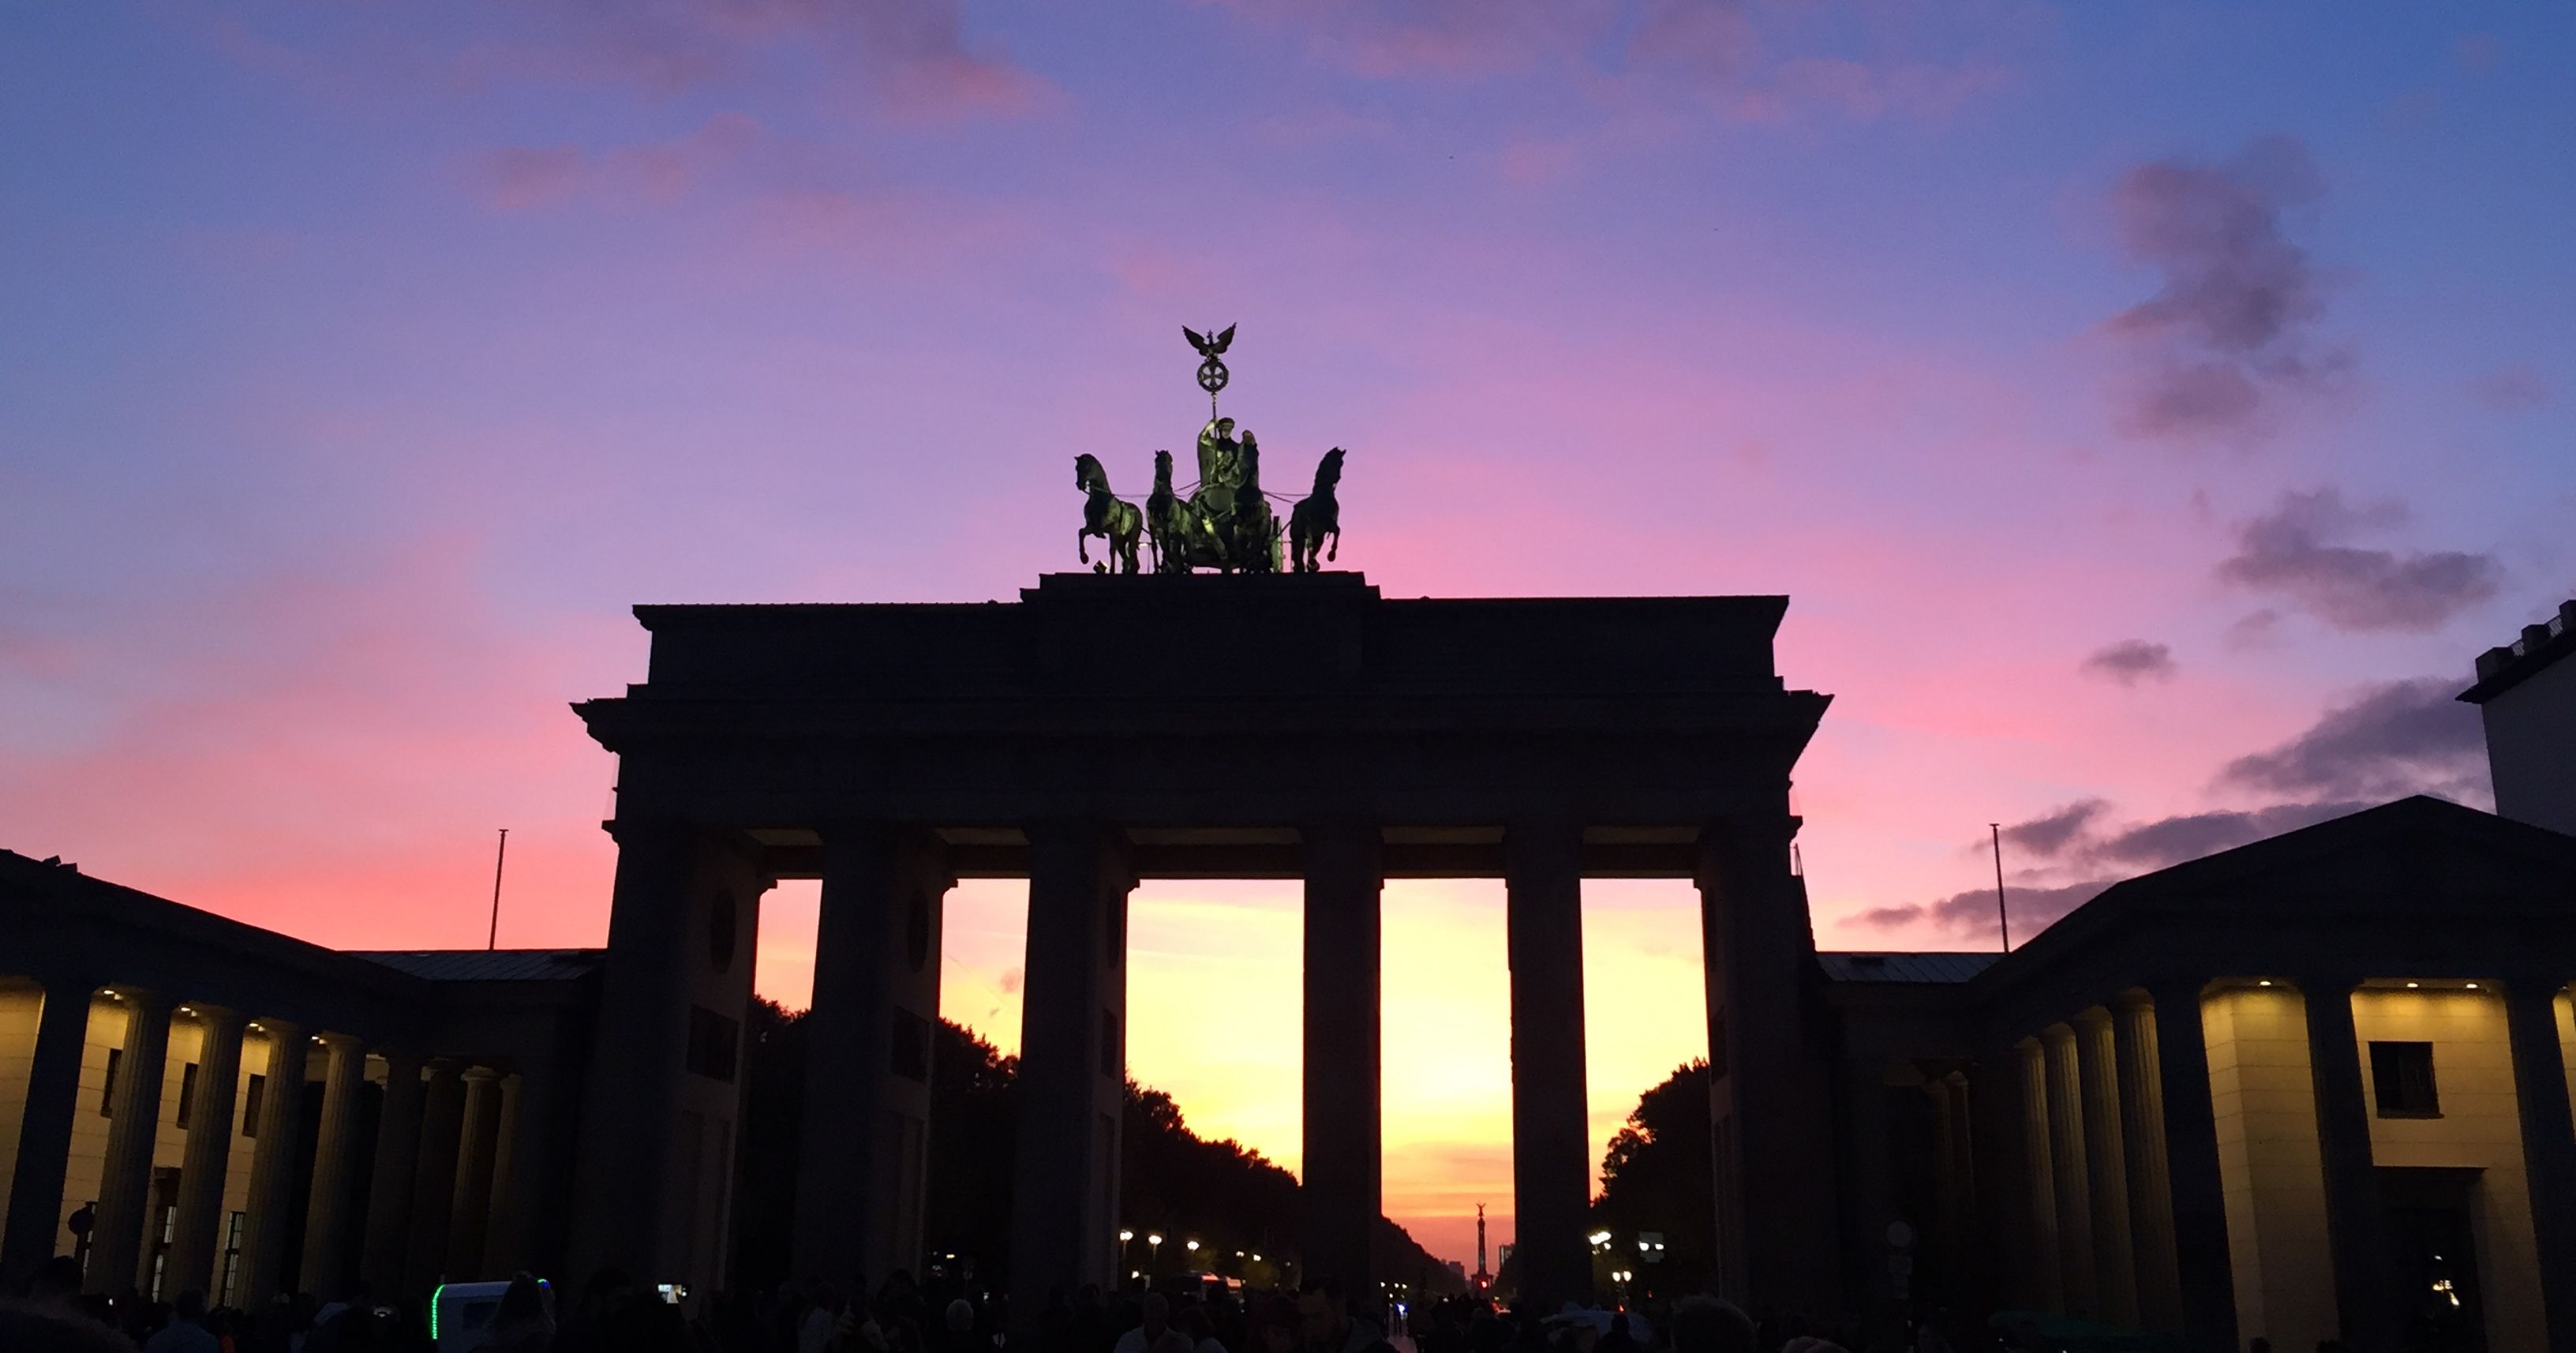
6 2 2574 1265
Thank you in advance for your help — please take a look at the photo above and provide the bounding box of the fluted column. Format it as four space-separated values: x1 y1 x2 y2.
299 1035 368 1299
2502 976 2576 1352
1507 819 1590 1310
445 1066 504 1280
2147 980 2235 1353
1695 814 1839 1310
1300 819 1383 1295
242 1021 310 1305
1008 820 1133 1329
2072 1008 2136 1327
1939 1070 1979 1296
795 823 949 1287
2 976 95 1281
2301 976 2396 1351
2013 1038 2061 1312
402 1059 468 1293
360 1050 425 1293
2112 993 2181 1333
166 1005 246 1298
2040 1025 2095 1317
88 989 173 1295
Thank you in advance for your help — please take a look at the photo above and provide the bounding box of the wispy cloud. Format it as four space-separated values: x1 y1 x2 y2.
2080 639 2175 685
2101 136 2347 442
2216 488 2500 632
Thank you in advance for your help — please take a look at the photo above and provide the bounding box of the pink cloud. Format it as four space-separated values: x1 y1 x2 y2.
466 111 768 212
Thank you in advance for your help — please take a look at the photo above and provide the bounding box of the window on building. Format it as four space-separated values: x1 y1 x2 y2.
219 1211 246 1306
686 1005 739 1083
2371 1040 2440 1117
242 1073 265 1137
176 1063 200 1128
101 1048 122 1115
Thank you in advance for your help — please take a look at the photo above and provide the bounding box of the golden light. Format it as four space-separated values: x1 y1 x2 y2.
1119 1229 1134 1242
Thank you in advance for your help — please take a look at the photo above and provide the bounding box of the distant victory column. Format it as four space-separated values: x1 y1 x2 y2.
1473 1203 1490 1291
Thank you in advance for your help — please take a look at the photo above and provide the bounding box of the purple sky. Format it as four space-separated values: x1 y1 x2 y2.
6 1 2572 1261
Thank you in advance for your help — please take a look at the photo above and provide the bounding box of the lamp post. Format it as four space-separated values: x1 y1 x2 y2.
1148 1233 1164 1287
1185 1239 1200 1274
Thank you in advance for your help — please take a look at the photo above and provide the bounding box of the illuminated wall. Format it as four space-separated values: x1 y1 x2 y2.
2201 985 2334 1351
0 982 42 1229
2352 987 2543 1352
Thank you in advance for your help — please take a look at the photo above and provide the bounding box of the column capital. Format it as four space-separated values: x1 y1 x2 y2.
2039 1021 2078 1048
2111 988 2156 1014
2291 969 2366 999
2503 972 2571 1005
105 984 175 1017
2072 1004 2115 1032
178 999 246 1031
246 1015 304 1041
462 1063 502 1084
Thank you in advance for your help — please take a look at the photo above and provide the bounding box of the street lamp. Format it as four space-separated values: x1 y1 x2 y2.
1148 1233 1164 1285
1185 1239 1200 1271
1588 1230 1612 1248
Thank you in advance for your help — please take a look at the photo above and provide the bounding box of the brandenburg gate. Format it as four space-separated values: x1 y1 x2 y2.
564 573 1839 1312
564 329 1844 1314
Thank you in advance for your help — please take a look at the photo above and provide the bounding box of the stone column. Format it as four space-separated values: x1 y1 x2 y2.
2146 980 2235 1353
2301 976 2397 1351
1507 819 1590 1310
2039 1025 2095 1317
1938 1071 1979 1298
795 823 949 1288
2 976 95 1281
2012 1038 2061 1312
446 1066 505 1280
2072 1008 2136 1328
1008 821 1133 1326
402 1059 468 1294
1695 815 1840 1312
299 1035 368 1299
2111 993 2181 1333
1300 819 1383 1295
483 1072 526 1276
88 989 173 1295
2502 977 2576 1352
1838 1059 1894 1305
361 1050 426 1294
167 1004 247 1299
242 1021 310 1305
567 821 769 1288
1967 1051 2035 1311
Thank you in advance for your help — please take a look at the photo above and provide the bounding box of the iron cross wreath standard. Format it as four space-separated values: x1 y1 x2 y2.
1184 323 1235 414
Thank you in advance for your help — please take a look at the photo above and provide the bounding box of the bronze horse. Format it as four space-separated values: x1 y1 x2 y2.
1074 453 1143 574
1288 447 1344 572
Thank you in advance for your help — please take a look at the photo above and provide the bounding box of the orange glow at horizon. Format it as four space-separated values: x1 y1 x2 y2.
756 875 1710 1268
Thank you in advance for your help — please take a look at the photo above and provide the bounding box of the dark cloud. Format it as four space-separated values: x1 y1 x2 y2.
2102 136 2345 440
2216 489 2501 632
1995 799 2110 858
1852 878 2115 939
2222 676 2488 800
2092 800 2373 868
2081 639 2176 685
2224 609 2284 650
2469 364 2551 413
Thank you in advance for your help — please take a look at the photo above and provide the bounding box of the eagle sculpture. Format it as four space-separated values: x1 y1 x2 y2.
1183 324 1236 358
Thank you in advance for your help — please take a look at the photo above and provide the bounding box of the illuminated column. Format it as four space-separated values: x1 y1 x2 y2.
445 1066 504 1279
1300 819 1382 1295
796 823 949 1287
2301 976 2398 1351
1696 814 1840 1311
88 988 173 1295
2040 1024 2095 1317
2013 1038 2061 1312
402 1059 467 1294
167 1005 247 1299
1 976 95 1281
2112 993 2181 1333
1009 820 1133 1325
242 1021 310 1305
360 1050 425 1294
1507 819 1590 1310
299 1034 368 1299
2072 1008 2136 1327
2502 976 2576 1352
